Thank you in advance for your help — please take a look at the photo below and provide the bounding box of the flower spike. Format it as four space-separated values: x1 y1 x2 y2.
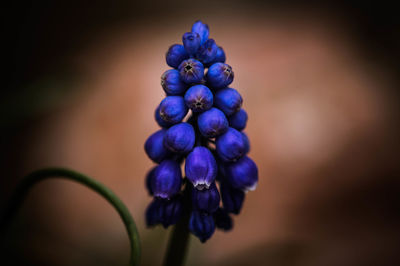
144 20 258 243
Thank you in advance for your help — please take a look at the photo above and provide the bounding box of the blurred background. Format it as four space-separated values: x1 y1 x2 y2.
2 1 400 265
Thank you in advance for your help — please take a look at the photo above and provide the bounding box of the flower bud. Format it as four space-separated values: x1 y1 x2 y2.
145 167 156 196
184 84 213 112
166 44 189 68
158 96 188 125
145 198 163 227
197 107 229 138
228 108 247 131
146 20 257 241
216 127 247 162
206 63 234 89
191 20 209 45
241 132 250 154
144 129 171 163
145 197 183 228
220 182 245 214
185 147 217 190
196 39 218 65
189 211 215 243
155 106 173 128
192 182 220 213
214 208 233 231
214 87 242 116
225 156 258 191
178 59 204 84
164 122 195 153
182 32 201 56
160 196 183 228
214 47 226 63
161 69 187 95
151 160 182 199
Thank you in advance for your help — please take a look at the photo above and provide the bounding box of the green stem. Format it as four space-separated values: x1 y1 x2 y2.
0 168 141 266
163 212 190 266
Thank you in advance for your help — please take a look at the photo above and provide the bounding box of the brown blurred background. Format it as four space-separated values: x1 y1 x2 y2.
2 1 400 265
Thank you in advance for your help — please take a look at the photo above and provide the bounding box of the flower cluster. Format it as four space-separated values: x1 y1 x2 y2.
144 21 258 242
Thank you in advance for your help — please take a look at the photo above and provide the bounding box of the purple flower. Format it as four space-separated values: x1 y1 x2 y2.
189 211 215 242
192 182 220 213
197 107 229 138
161 69 187 96
145 20 258 242
166 44 189 68
216 127 247 162
183 32 201 56
158 96 188 125
145 197 183 228
220 182 245 214
228 108 248 131
184 84 213 113
191 20 209 45
196 39 218 65
185 147 217 189
206 63 234 89
164 122 195 154
144 129 171 163
178 59 204 84
225 156 258 191
151 160 182 199
214 87 242 116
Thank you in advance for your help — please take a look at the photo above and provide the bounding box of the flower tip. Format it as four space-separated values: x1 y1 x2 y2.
193 181 211 190
154 192 170 199
245 182 258 192
189 211 215 243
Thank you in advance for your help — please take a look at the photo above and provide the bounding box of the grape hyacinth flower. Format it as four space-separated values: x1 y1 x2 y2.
191 182 220 213
158 96 188 124
213 47 226 64
206 63 234 89
182 32 201 56
155 106 173 128
185 146 217 189
164 122 195 154
166 44 189 68
214 87 243 116
144 20 258 242
198 107 229 138
184 85 213 113
151 160 182 199
144 129 171 163
161 69 187 95
196 39 218 65
146 196 183 228
216 127 247 162
189 211 215 243
179 59 204 84
220 182 245 214
145 167 156 196
191 21 209 45
228 108 248 131
225 156 258 191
